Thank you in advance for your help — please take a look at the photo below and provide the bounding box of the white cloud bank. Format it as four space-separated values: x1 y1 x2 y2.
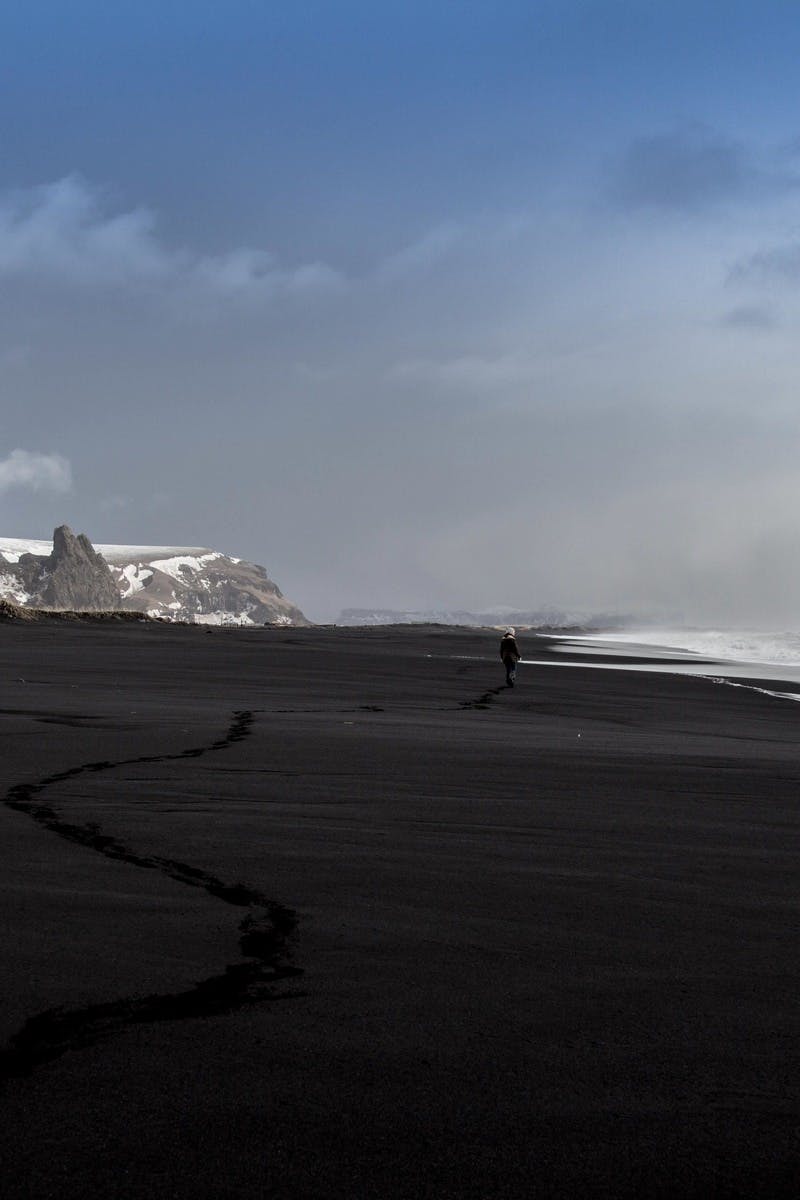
0 176 343 300
0 449 72 494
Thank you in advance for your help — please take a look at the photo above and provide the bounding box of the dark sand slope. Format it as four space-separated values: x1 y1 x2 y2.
1 624 798 1198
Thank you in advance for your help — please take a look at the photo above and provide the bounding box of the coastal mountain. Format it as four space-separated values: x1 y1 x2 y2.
0 527 308 625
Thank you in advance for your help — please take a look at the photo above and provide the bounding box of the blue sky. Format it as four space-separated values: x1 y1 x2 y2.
3 2 800 621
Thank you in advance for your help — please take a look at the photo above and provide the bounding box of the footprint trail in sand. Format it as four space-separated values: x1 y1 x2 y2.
0 708 303 1080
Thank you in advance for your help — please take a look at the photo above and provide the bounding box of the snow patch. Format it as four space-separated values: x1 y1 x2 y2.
96 544 212 563
0 537 54 563
0 573 31 603
117 564 153 598
148 552 223 581
194 610 255 626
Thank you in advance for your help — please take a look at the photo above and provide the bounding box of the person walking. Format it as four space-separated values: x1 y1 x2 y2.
500 627 521 687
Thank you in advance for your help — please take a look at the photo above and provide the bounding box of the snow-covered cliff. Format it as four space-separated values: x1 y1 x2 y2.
0 528 308 625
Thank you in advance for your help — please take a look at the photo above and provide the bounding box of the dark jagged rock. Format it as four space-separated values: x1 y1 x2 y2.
0 598 36 622
38 525 120 611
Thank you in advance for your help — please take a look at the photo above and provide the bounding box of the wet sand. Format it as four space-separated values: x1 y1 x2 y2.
1 623 798 1198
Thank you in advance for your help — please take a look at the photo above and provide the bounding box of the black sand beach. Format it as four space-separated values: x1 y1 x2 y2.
1 623 798 1198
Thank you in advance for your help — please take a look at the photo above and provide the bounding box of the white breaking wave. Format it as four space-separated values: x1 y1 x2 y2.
564 628 800 667
702 676 800 704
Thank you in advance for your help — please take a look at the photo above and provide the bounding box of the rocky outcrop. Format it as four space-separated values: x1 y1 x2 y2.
0 598 36 622
0 529 309 625
39 525 120 610
3 525 119 611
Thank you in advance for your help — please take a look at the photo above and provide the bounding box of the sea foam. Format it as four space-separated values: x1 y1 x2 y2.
566 628 800 667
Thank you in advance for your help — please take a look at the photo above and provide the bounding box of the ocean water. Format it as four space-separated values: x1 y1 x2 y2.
568 628 800 667
532 628 800 694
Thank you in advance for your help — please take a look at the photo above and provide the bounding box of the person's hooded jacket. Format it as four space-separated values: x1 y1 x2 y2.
499 630 520 662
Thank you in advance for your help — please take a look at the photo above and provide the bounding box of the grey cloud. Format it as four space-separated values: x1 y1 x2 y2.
6 168 800 629
0 176 344 301
614 128 753 211
0 177 172 284
721 305 776 329
190 249 345 300
0 449 72 494
730 242 800 287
